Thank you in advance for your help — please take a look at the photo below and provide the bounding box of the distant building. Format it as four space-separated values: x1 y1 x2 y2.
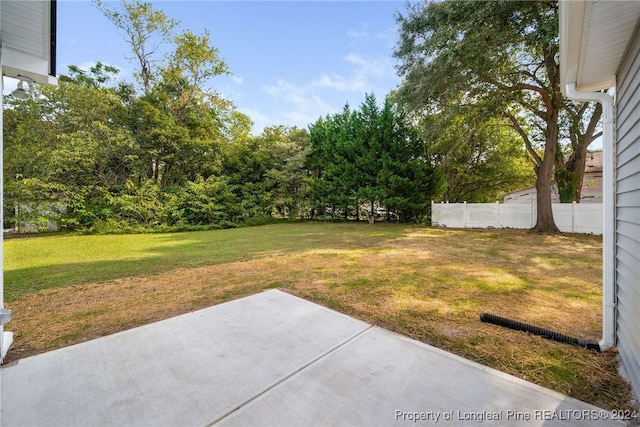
503 151 602 203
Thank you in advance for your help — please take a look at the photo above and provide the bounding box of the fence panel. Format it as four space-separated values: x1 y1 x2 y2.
551 204 574 232
431 203 466 228
500 204 535 229
466 203 500 228
431 202 602 235
574 203 602 234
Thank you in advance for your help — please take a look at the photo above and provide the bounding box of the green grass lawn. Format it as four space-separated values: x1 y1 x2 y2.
3 222 634 412
4 222 405 300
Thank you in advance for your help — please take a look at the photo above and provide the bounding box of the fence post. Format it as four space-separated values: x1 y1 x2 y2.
431 200 435 225
496 201 501 228
531 202 535 227
464 201 468 228
572 201 577 233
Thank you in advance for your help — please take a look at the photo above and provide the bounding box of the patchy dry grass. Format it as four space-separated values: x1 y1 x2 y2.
3 223 635 412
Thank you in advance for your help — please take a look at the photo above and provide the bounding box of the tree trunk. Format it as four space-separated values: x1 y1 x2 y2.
532 108 561 234
570 150 588 202
531 100 560 233
555 102 602 203
531 43 562 234
368 200 376 224
555 150 588 202
533 160 559 233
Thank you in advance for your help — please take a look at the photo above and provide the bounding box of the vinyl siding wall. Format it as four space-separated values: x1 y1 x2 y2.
615 26 640 399
0 1 48 59
0 0 55 80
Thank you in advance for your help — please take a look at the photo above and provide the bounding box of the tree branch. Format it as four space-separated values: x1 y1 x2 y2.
582 102 603 148
480 70 552 110
505 112 541 169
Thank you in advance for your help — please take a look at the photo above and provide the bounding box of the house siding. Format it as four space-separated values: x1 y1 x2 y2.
503 152 603 203
0 1 48 59
0 0 55 82
615 25 640 398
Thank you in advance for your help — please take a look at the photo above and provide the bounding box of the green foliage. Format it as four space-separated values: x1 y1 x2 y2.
3 1 256 233
3 62 305 232
261 126 312 220
554 167 580 203
395 0 603 231
95 0 179 93
394 1 586 231
555 102 603 202
5 0 553 233
106 180 173 226
420 104 535 202
174 176 238 225
4 178 66 232
308 94 445 222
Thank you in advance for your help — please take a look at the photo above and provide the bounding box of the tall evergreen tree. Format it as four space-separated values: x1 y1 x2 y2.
308 95 444 222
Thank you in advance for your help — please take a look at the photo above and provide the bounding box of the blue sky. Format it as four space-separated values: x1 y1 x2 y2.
52 1 409 134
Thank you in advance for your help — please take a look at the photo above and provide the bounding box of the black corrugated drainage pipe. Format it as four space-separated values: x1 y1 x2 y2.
479 313 601 352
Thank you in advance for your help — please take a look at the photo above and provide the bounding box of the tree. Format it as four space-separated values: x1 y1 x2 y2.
3 64 136 229
308 105 360 220
98 0 241 189
376 98 445 221
394 0 602 232
221 130 279 220
261 126 312 220
307 94 444 222
555 101 602 202
5 1 257 232
95 0 178 93
354 94 385 222
53 64 136 192
418 103 534 202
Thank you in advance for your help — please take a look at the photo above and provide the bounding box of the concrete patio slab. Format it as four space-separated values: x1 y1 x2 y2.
1 289 624 426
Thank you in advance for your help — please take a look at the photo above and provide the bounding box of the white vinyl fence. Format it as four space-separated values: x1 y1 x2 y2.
431 201 602 235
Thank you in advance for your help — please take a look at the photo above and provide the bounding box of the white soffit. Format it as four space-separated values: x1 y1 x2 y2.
579 1 640 91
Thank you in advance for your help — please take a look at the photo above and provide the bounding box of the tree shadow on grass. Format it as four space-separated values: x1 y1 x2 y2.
4 222 410 301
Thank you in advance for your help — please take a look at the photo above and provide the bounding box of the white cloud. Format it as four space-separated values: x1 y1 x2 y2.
263 79 336 125
346 24 397 47
280 110 319 128
311 73 360 92
238 107 272 135
345 54 395 80
266 54 395 97
238 104 317 135
263 79 304 100
347 29 368 39
308 54 396 95
259 52 400 131
217 74 247 104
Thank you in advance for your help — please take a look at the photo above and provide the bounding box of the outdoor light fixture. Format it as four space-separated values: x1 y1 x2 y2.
10 77 48 101
30 83 48 102
11 80 30 100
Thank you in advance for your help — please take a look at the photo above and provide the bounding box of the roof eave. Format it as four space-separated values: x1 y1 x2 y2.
559 0 585 94
559 0 631 94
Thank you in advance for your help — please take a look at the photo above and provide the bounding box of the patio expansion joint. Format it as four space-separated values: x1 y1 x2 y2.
206 324 374 426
